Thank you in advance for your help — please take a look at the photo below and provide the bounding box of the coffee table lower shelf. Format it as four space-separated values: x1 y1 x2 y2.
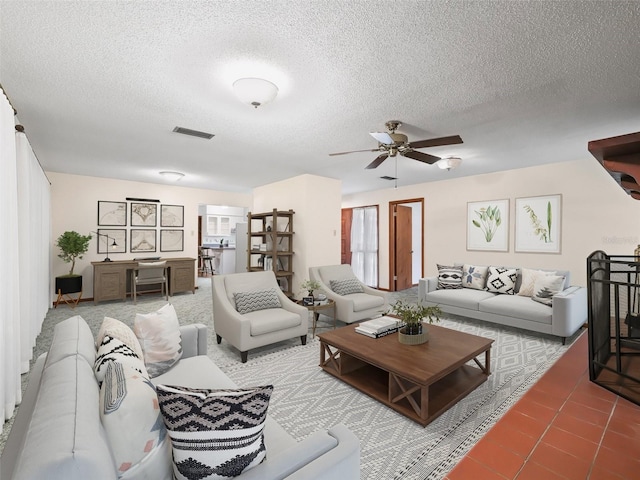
320 344 489 427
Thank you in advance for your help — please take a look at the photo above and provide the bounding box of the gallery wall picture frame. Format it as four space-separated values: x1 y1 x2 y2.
160 229 184 252
130 229 157 253
130 202 157 227
161 204 184 227
467 199 509 252
515 194 562 253
97 201 127 226
97 229 126 254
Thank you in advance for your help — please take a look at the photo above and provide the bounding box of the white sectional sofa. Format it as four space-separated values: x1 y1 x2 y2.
419 265 587 344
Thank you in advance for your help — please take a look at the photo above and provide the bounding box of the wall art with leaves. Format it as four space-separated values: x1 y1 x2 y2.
467 199 509 252
515 194 562 253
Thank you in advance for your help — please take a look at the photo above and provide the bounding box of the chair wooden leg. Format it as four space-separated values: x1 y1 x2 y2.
301 335 307 345
241 351 248 363
216 334 222 344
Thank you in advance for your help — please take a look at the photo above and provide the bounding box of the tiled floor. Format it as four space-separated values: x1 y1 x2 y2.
446 332 640 480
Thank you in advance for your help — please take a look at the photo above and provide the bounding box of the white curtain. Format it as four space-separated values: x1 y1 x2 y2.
351 206 378 287
1 87 51 433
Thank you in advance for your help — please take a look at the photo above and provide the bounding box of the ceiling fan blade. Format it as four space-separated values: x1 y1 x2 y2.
365 153 389 169
403 150 441 164
369 131 394 144
409 135 463 149
329 148 380 156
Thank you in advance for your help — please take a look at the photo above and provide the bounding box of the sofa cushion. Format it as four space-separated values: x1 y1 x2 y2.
437 264 463 289
244 308 302 336
156 384 273 479
100 361 171 479
96 316 144 359
517 268 557 297
134 303 182 378
94 335 148 383
425 288 496 310
234 288 282 314
479 293 553 325
486 267 518 295
532 274 566 306
44 314 96 369
329 277 364 296
462 264 489 290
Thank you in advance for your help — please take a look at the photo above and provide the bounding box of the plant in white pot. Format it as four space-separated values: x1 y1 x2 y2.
388 299 442 345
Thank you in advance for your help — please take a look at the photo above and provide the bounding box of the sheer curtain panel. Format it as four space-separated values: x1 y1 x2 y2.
350 206 378 287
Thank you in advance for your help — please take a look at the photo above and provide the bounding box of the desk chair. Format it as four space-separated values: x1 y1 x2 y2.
132 261 169 304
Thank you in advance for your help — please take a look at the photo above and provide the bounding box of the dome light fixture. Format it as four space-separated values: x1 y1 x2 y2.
159 171 185 181
232 77 279 108
436 156 462 171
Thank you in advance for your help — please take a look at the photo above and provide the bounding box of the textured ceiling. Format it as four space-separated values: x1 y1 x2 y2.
1 1 639 195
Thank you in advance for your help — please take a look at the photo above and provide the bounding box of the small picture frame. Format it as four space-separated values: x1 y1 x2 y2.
131 202 157 227
130 229 157 253
160 229 184 252
515 194 562 253
302 296 314 306
97 229 126 254
161 204 184 227
97 201 127 226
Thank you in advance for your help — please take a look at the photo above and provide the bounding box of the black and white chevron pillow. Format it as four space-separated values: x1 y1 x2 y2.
329 277 364 296
156 384 273 480
234 288 281 314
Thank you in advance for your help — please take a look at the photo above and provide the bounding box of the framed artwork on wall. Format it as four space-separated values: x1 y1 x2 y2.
97 201 127 226
160 229 184 252
161 204 184 227
97 229 126 253
467 199 509 252
130 229 157 253
515 194 562 253
130 202 157 227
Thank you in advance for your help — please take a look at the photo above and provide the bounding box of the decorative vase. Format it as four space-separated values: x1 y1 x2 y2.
398 322 429 345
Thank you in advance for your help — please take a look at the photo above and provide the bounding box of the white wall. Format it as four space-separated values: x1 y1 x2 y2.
342 158 640 289
252 174 342 296
49 172 251 299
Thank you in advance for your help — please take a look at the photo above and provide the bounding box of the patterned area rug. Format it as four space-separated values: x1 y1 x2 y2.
1 278 579 479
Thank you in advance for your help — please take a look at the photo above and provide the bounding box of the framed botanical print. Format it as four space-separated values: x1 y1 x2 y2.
97 201 127 226
515 194 562 253
130 202 157 227
130 229 157 253
161 204 184 227
467 199 509 252
160 229 184 252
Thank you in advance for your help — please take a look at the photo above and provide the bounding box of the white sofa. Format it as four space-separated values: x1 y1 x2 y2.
0 315 360 479
419 266 587 344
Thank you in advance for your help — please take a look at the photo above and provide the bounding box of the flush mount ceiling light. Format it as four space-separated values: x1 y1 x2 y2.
159 171 185 181
232 77 278 108
436 156 462 171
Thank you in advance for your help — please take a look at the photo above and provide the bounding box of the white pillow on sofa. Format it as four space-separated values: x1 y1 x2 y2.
94 335 148 383
517 269 557 297
96 316 144 359
532 275 566 306
134 303 182 378
486 267 518 295
462 264 489 290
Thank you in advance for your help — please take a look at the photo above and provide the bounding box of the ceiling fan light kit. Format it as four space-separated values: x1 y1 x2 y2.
436 157 462 171
232 77 278 108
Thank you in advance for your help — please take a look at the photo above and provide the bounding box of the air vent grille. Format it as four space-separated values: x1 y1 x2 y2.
380 176 397 181
172 126 214 139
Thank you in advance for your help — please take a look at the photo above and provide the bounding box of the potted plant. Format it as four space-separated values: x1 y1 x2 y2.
388 299 442 345
300 279 321 297
55 231 92 295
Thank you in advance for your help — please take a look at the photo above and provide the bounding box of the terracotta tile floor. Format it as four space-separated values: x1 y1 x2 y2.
446 332 640 480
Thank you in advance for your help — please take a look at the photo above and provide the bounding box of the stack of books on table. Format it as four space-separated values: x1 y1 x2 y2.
355 316 401 338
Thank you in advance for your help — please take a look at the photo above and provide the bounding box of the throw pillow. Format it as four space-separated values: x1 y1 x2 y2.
234 288 282 314
329 277 364 296
94 335 148 383
462 264 489 290
96 316 144 359
437 264 463 290
134 303 182 378
532 274 566 306
100 361 171 478
486 267 518 295
156 384 273 480
517 269 557 297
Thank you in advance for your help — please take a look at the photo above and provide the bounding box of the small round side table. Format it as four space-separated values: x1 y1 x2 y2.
297 299 337 337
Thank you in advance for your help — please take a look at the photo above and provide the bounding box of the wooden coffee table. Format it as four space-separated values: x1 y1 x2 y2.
318 324 493 426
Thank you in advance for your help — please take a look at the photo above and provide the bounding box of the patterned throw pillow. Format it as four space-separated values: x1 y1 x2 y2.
96 316 144 359
156 384 273 480
517 269 557 297
462 264 489 290
94 335 148 383
329 277 364 296
486 267 518 295
134 303 182 378
437 264 463 289
532 274 566 306
100 362 171 478
234 288 282 314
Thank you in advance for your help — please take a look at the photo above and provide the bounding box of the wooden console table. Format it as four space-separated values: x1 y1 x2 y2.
92 257 196 304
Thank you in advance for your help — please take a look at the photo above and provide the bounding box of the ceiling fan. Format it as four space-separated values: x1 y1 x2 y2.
329 120 463 169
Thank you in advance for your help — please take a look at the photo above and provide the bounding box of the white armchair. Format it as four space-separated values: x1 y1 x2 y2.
211 271 309 362
309 264 389 324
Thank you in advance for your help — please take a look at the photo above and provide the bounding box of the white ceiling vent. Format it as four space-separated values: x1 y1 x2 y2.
172 126 214 139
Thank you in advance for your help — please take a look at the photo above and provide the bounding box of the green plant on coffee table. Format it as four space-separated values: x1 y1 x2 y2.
388 299 442 335
300 279 321 297
56 230 92 275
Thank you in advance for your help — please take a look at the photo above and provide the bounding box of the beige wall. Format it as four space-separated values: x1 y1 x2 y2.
49 172 251 299
253 174 342 296
342 158 640 289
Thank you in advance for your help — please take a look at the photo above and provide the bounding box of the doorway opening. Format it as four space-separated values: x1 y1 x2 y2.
389 198 424 292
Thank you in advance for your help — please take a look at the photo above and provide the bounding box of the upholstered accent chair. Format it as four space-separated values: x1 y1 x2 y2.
211 271 309 362
309 264 389 324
